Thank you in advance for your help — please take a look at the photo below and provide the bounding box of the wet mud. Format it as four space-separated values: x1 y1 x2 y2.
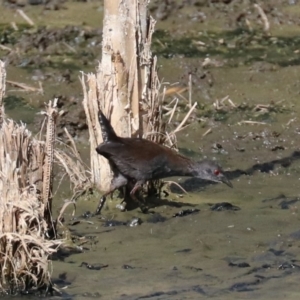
1 0 300 299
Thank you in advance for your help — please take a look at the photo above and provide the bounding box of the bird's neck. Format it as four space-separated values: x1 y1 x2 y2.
185 160 202 177
169 156 199 177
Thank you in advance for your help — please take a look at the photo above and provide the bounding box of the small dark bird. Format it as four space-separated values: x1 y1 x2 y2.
95 110 232 215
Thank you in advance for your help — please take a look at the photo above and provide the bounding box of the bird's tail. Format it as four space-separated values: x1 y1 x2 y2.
98 110 118 142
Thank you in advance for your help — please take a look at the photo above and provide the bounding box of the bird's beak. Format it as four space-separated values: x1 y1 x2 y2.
221 175 233 188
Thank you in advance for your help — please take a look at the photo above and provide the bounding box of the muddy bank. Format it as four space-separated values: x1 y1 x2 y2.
1 0 300 299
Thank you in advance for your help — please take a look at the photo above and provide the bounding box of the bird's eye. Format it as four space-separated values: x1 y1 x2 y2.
214 169 220 176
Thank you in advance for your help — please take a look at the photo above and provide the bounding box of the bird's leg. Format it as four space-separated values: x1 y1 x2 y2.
147 180 163 199
115 186 127 211
95 191 111 216
95 173 127 215
130 180 148 213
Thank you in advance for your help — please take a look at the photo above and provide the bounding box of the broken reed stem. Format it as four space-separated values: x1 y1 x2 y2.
188 74 192 108
254 4 270 33
171 102 198 135
63 127 86 166
16 9 35 27
6 80 43 93
42 99 59 209
167 98 179 124
0 61 5 128
239 120 267 125
164 180 188 194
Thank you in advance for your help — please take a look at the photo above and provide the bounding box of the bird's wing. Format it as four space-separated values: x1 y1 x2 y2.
96 140 171 180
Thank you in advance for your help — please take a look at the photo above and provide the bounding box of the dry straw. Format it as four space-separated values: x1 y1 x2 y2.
0 61 61 294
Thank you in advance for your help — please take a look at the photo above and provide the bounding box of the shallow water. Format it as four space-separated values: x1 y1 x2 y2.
51 167 300 299
2 0 300 299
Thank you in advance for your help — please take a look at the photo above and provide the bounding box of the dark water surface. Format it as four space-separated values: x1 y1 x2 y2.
51 171 300 299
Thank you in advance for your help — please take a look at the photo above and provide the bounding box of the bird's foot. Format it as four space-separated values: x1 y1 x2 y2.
80 210 107 220
140 205 149 214
93 213 107 220
82 211 94 218
116 202 126 212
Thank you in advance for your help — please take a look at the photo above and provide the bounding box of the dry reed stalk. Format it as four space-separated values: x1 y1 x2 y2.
6 80 43 94
55 128 92 202
254 4 270 33
170 102 198 136
188 74 192 108
0 119 61 293
0 63 61 293
164 86 186 96
41 100 58 206
0 44 13 52
202 128 212 137
0 61 5 128
10 22 19 31
238 120 268 125
16 9 35 27
52 125 92 222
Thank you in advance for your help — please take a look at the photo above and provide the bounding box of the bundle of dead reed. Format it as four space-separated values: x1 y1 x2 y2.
0 60 62 294
0 118 61 294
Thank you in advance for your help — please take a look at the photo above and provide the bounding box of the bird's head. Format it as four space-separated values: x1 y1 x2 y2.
194 160 232 187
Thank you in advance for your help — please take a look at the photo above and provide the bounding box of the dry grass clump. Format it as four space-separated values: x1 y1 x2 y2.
55 128 91 196
0 119 61 294
0 61 62 295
